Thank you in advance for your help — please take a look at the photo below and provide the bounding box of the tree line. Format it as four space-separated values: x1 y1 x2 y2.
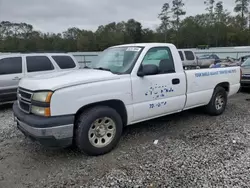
1 0 250 52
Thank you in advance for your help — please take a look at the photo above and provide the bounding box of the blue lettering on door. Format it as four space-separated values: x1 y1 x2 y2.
145 84 174 99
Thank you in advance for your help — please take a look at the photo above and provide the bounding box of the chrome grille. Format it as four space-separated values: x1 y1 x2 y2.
19 90 32 100
17 87 33 113
18 88 33 101
19 100 30 112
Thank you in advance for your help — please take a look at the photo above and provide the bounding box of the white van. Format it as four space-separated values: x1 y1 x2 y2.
0 53 80 105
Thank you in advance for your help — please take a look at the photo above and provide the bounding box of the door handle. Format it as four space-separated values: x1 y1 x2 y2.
12 77 21 80
172 78 180 85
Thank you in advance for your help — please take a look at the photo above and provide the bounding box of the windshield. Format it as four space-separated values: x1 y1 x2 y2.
241 56 250 62
242 58 250 67
90 46 143 74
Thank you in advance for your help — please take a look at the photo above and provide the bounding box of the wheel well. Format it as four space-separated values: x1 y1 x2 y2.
74 100 128 127
216 82 229 92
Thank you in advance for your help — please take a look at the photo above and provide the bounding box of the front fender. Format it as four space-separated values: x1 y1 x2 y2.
50 77 132 117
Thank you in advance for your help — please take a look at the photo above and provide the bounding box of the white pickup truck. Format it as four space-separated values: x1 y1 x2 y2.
13 43 241 156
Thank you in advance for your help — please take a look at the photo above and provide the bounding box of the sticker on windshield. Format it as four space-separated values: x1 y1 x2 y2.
126 47 141 52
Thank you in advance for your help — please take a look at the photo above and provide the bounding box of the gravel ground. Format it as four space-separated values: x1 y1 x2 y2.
0 92 250 188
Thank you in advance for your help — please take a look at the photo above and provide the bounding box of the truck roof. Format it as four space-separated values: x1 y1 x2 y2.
111 43 176 48
178 49 195 51
0 53 72 59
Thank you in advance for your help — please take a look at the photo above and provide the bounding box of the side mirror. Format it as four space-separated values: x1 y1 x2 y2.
137 64 159 77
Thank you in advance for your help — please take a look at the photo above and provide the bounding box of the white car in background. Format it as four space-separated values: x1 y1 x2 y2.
0 53 80 105
178 49 198 68
197 54 221 68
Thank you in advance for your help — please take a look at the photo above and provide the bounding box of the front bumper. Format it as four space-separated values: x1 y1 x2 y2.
13 101 74 148
240 79 250 87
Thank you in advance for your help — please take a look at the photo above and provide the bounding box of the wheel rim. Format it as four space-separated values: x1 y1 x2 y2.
88 117 116 148
215 94 224 110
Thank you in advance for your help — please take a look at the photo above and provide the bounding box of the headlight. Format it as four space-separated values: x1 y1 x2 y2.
31 91 53 116
32 91 53 102
31 105 51 117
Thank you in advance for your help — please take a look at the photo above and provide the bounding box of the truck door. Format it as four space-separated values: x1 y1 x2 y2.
0 56 24 103
131 46 186 122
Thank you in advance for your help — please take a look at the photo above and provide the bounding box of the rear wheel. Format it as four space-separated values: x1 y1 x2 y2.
75 106 123 156
204 86 227 116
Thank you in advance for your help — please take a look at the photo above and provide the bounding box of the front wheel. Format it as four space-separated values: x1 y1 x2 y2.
75 106 123 156
204 86 227 116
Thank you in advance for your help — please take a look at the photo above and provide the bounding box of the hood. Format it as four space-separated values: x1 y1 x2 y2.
19 69 120 91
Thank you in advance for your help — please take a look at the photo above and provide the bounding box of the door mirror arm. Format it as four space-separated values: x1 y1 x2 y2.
137 64 144 77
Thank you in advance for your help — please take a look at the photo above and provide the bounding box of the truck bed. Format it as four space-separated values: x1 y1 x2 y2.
183 66 241 110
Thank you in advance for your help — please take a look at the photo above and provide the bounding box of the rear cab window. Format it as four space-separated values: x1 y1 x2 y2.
26 56 54 72
52 55 76 69
178 51 184 61
0 57 22 75
184 51 195 60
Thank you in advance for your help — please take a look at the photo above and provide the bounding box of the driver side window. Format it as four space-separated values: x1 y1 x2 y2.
141 47 175 74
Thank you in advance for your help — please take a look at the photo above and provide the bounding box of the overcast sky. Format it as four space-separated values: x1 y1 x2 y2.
0 0 236 33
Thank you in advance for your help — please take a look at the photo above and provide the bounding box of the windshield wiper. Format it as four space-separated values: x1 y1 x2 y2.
83 65 91 69
93 67 112 72
93 67 122 74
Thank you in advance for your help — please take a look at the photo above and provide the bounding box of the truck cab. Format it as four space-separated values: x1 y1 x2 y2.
13 43 241 156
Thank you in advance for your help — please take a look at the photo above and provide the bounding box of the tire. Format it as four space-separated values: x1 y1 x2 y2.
75 106 123 156
204 86 227 116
